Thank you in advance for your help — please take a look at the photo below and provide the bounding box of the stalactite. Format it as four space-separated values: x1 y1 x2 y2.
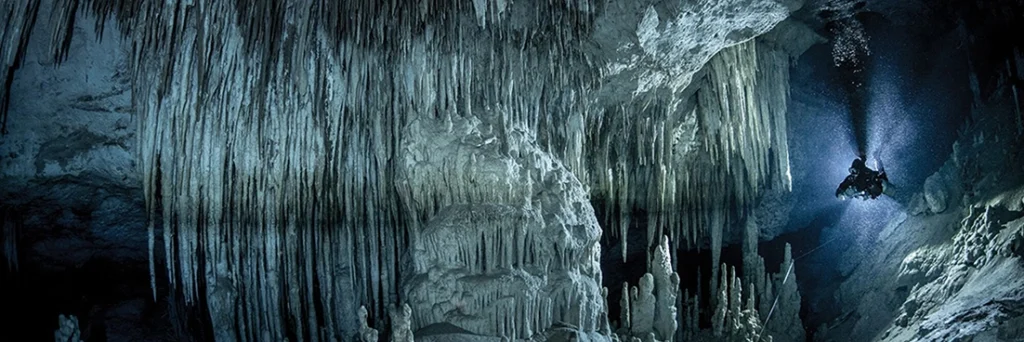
589 39 793 268
47 0 77 64
0 0 40 135
19 0 796 338
9 0 599 338
710 209 724 305
742 215 762 292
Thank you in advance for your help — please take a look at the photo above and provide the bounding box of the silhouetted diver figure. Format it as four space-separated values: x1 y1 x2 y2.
836 157 890 200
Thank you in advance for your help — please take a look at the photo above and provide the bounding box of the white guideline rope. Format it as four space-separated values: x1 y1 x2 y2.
757 233 844 341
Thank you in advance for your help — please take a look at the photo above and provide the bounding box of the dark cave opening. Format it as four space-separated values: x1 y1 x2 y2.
1 257 173 341
597 206 754 331
759 204 844 341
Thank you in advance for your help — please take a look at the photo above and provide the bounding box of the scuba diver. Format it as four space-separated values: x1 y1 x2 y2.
835 156 891 200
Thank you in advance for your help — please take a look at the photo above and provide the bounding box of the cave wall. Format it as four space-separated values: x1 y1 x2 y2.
813 87 1024 342
0 4 177 341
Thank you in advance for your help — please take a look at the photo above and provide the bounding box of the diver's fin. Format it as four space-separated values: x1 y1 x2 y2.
882 179 896 197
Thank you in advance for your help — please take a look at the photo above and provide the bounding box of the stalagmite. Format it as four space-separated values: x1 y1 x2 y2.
759 270 775 323
712 263 728 337
613 237 685 341
743 216 768 298
651 236 679 340
358 306 379 342
390 304 414 342
682 289 699 339
710 211 724 305
631 274 656 335
727 266 742 334
745 283 757 314
763 243 804 342
743 216 759 277
620 282 632 331
702 263 775 342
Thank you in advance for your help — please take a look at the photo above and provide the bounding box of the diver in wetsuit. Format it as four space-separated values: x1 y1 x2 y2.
835 157 890 200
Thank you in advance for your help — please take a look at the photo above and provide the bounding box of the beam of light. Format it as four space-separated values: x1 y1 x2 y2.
825 0 872 158
858 12 970 201
786 78 863 226
864 58 910 189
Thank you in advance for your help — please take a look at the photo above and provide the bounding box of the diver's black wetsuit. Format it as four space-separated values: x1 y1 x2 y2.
836 158 889 200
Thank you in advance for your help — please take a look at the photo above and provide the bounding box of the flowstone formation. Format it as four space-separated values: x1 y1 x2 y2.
399 117 605 339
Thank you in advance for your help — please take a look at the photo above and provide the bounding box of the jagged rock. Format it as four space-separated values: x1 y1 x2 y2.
591 0 792 103
759 19 826 59
908 193 930 216
896 247 947 290
754 190 795 241
923 172 951 213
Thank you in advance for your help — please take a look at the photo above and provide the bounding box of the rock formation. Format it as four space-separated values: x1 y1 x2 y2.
614 236 682 341
400 116 605 339
0 0 810 339
818 73 1024 341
